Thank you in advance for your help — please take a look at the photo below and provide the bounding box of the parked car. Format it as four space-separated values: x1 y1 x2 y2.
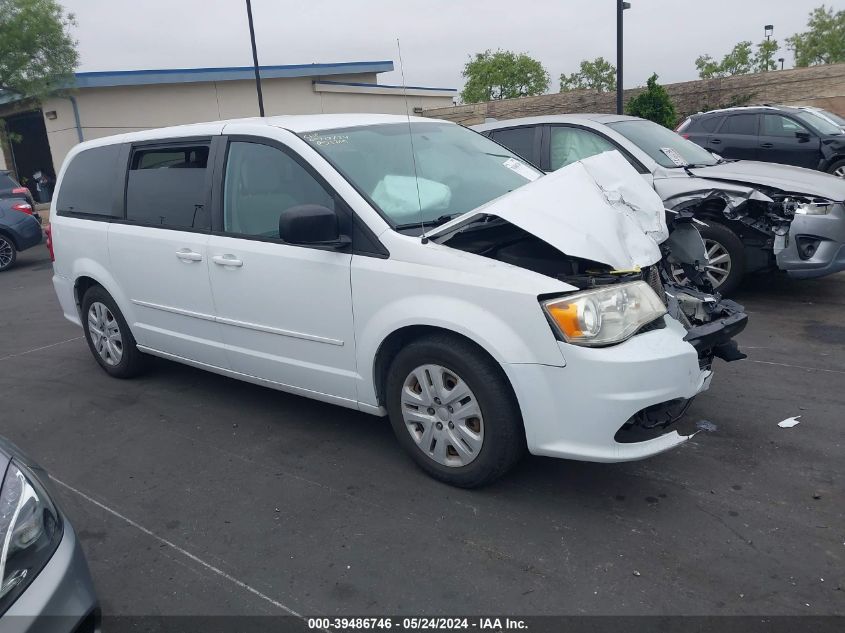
0 437 99 631
675 105 845 177
474 114 845 294
795 105 845 134
0 198 43 272
0 171 36 207
49 115 745 487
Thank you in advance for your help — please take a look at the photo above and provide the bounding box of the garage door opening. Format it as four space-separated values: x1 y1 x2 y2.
5 109 55 203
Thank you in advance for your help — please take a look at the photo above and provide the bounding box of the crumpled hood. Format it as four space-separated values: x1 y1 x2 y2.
429 151 668 270
688 160 845 202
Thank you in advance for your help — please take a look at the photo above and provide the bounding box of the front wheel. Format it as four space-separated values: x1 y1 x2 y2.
385 334 524 488
0 235 17 272
672 222 745 295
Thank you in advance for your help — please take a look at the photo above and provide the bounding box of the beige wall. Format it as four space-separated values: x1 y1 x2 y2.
39 74 453 172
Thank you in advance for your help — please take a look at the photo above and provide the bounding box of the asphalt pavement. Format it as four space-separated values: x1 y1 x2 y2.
1 247 843 618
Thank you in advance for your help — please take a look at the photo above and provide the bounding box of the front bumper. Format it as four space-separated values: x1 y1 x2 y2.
3 522 100 633
505 317 713 462
776 202 845 279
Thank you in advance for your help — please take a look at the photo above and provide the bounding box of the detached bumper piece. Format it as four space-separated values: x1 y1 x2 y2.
664 283 748 368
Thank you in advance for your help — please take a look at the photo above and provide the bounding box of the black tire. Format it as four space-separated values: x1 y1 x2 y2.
698 221 746 296
81 285 146 378
385 333 525 488
0 234 17 272
827 158 845 179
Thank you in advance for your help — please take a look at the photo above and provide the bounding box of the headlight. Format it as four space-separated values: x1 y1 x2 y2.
542 281 667 347
0 462 62 614
794 202 831 215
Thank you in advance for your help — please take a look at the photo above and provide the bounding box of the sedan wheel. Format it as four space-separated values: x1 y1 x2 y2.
834 164 845 178
0 236 16 271
401 364 484 468
87 301 123 366
671 238 732 290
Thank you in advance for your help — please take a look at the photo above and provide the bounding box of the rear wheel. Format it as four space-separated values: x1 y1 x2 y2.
0 235 17 272
827 159 845 178
81 286 146 378
385 334 524 487
671 222 745 295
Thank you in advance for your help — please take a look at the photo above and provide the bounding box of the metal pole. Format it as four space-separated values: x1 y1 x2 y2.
616 0 623 114
245 0 265 116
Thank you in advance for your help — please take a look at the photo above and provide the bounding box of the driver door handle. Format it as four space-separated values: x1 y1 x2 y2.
212 254 244 268
760 142 774 149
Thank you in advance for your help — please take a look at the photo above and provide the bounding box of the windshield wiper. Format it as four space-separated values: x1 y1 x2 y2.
394 213 462 230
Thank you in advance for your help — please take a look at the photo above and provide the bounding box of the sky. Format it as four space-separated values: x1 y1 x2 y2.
62 0 840 97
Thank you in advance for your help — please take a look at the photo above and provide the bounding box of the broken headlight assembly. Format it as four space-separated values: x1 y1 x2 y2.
0 461 63 614
542 281 666 347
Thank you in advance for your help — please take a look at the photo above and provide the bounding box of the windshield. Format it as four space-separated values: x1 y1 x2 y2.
815 108 845 126
608 119 720 168
301 122 542 228
795 110 843 135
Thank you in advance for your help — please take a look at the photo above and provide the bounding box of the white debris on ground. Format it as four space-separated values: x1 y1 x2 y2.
778 416 801 428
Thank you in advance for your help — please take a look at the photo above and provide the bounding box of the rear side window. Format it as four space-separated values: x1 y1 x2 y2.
0 172 19 188
56 145 123 217
126 144 211 230
692 116 723 133
720 114 758 135
490 127 536 163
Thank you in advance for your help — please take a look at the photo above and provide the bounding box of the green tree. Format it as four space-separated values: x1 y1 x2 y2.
625 73 677 129
754 38 780 72
0 0 78 99
695 41 754 78
787 5 845 66
559 56 616 92
460 50 549 103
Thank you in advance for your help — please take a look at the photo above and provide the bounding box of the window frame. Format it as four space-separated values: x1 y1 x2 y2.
211 135 388 257
122 136 214 233
543 124 649 174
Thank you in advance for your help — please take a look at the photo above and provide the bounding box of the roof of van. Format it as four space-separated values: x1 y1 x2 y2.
70 114 446 151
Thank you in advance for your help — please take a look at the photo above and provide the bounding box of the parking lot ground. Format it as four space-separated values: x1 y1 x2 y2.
1 247 843 617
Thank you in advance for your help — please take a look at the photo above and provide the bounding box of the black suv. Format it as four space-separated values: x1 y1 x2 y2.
676 105 845 177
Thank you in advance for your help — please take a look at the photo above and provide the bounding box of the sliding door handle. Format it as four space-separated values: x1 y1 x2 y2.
212 254 244 268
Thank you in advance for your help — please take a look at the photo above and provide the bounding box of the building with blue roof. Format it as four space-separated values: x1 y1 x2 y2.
0 60 456 185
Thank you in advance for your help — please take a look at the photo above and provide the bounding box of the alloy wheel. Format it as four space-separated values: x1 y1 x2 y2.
400 364 484 467
87 302 123 366
834 165 845 178
671 238 732 289
0 237 13 269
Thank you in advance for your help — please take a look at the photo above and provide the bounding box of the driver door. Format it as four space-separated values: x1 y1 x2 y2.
206 135 357 402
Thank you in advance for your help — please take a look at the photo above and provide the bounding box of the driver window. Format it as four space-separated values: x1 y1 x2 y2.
762 114 810 138
223 141 334 238
550 126 618 170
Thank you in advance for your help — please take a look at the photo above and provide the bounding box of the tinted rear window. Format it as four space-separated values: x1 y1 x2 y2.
125 144 210 230
0 172 18 189
720 114 758 135
692 116 723 133
56 145 123 216
490 127 536 162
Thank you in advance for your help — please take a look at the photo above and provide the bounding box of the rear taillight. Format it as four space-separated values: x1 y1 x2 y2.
680 133 691 139
11 187 29 196
45 224 54 261
10 201 33 215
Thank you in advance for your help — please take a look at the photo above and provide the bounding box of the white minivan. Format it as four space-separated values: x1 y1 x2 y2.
49 114 746 487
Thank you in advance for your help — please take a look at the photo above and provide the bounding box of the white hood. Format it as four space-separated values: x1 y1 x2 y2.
429 151 668 270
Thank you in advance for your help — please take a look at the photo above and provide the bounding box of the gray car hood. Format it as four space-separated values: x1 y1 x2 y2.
686 161 845 202
429 151 667 270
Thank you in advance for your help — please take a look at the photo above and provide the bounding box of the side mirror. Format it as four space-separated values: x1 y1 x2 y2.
795 131 812 142
279 205 350 249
